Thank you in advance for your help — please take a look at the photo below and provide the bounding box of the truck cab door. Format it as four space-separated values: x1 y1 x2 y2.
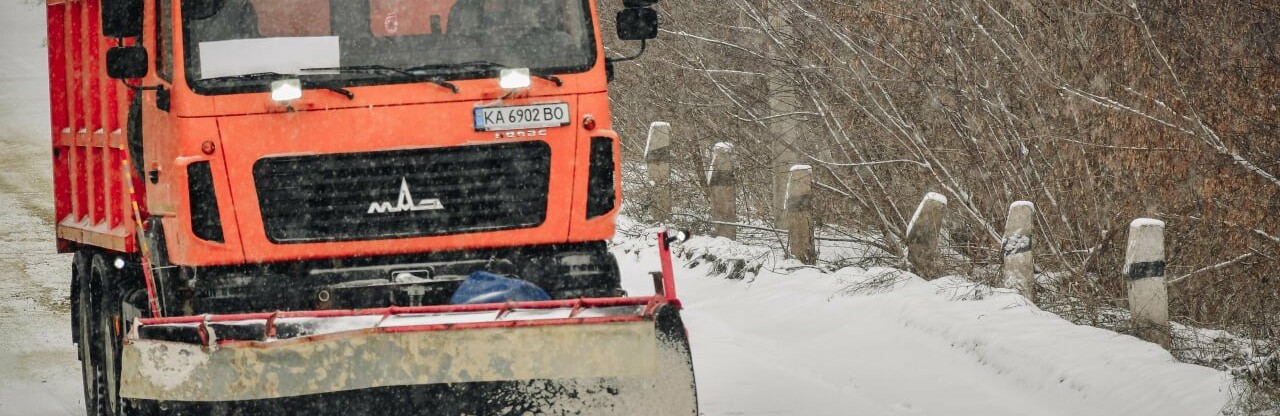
138 0 179 216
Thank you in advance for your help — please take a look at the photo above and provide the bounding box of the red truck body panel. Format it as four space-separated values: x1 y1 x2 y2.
47 0 140 254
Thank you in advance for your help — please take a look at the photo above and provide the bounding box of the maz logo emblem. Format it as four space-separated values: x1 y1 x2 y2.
367 178 444 214
494 129 547 140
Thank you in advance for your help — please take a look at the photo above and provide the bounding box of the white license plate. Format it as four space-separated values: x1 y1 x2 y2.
473 103 571 132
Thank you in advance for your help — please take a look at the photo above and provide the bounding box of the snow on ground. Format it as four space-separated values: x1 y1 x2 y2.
0 0 1234 414
1 0 51 142
0 1 84 415
614 231 1233 415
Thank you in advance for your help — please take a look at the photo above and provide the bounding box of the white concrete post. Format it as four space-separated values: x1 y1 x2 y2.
1124 218 1171 349
785 165 816 264
644 122 672 223
707 143 737 240
1002 201 1036 302
767 4 801 225
905 192 948 279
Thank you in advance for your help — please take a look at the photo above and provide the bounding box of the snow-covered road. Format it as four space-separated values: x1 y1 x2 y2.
0 0 1233 414
0 2 83 415
0 137 81 416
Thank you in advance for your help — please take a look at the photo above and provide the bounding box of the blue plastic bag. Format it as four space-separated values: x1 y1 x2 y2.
450 271 551 305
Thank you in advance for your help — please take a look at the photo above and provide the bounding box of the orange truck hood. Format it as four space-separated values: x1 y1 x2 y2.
212 95 583 264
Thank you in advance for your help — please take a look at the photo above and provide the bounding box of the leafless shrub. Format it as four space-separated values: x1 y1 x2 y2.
835 268 916 296
606 0 1280 409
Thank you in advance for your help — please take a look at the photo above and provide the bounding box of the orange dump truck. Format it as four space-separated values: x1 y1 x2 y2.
45 0 696 413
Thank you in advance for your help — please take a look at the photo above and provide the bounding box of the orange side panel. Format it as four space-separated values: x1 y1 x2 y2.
566 92 618 242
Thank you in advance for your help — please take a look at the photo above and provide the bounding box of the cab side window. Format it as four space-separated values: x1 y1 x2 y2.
158 0 173 81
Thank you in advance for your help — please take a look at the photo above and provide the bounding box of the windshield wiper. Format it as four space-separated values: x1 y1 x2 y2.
403 60 502 73
200 72 285 81
528 70 563 87
201 72 355 100
301 65 459 94
404 61 563 87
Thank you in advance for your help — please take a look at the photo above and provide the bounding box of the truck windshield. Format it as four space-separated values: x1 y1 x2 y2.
182 0 595 93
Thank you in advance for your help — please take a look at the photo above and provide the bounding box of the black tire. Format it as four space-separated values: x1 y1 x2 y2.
73 252 100 416
84 254 124 416
141 218 175 317
517 242 624 299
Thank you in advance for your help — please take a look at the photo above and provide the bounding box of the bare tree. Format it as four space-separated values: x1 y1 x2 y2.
607 0 1280 405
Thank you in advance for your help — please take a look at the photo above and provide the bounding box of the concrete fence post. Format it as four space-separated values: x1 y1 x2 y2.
1002 201 1036 302
707 143 737 240
785 165 816 264
767 6 801 226
905 192 948 279
1124 218 1171 349
644 122 672 224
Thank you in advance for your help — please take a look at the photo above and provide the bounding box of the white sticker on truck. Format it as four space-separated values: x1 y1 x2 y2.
198 36 340 79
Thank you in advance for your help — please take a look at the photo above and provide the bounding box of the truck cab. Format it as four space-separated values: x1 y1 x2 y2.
77 0 658 316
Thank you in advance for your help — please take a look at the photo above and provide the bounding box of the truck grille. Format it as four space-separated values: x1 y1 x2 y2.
253 141 551 243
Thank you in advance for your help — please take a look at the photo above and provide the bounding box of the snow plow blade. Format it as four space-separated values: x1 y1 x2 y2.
118 298 697 415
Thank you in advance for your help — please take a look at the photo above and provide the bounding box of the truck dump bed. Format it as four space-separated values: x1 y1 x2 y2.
45 0 139 253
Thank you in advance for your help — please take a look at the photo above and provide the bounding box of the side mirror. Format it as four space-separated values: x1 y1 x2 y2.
101 0 144 37
616 8 658 41
106 47 149 79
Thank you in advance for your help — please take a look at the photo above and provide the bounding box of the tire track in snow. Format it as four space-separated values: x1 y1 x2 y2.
0 137 65 314
0 142 55 223
0 137 82 415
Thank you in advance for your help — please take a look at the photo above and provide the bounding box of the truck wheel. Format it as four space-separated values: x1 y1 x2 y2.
84 254 125 416
518 242 624 299
73 251 101 416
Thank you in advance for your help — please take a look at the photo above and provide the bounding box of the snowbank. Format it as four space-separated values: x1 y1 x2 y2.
613 232 1233 415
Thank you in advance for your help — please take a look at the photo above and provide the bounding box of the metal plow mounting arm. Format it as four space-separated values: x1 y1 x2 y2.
119 232 698 415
